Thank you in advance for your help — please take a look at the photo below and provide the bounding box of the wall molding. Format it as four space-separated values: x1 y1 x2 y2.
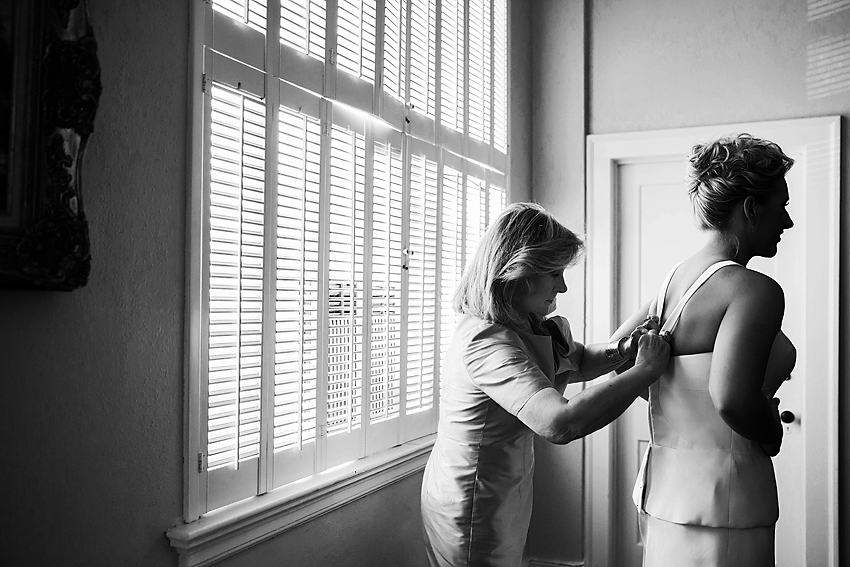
167 436 433 567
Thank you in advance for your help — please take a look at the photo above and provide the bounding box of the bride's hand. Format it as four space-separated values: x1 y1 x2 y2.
760 397 783 457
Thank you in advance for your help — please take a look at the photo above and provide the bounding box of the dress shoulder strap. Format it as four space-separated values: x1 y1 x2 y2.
657 260 739 335
647 262 682 322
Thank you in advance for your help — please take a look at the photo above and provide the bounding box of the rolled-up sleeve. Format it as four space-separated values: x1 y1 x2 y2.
463 325 554 416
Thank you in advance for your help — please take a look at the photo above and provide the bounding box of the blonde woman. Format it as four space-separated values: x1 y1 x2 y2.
420 202 670 567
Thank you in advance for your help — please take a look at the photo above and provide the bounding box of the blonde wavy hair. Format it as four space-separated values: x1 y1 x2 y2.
453 202 584 327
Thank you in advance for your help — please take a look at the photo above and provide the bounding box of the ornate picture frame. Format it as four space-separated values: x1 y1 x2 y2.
0 0 100 290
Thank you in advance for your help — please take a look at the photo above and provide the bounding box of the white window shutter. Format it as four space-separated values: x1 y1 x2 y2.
324 111 368 468
467 0 491 145
270 104 323 487
438 162 464 369
464 172 487 272
381 0 407 104
205 83 267 510
439 0 465 135
488 180 506 226
408 0 436 118
492 0 507 154
191 0 511 516
406 152 438 416
336 0 377 83
369 139 404 425
280 0 327 58
406 0 437 142
213 0 269 33
280 0 328 96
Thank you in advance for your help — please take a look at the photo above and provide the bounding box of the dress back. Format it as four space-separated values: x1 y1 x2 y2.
633 261 795 528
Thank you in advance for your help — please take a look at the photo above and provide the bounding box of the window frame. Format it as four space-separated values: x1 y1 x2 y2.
169 1 510 564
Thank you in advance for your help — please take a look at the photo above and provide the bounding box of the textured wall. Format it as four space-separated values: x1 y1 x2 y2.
0 0 188 565
0 1 536 566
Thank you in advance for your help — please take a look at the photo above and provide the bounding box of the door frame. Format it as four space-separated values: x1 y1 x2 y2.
583 117 841 567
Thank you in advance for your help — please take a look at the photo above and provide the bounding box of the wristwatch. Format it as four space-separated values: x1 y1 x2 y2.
605 336 629 364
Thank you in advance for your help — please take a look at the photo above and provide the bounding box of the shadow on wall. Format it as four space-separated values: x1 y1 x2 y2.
806 0 850 99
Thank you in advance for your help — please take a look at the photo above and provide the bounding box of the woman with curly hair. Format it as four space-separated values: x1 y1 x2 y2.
420 202 671 567
612 134 797 566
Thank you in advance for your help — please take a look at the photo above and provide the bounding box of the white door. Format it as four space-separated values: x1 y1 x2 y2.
584 117 839 567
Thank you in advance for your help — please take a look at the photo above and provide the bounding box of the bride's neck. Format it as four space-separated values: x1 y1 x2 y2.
701 232 751 266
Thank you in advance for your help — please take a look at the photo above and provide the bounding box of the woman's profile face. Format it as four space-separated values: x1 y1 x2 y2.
753 178 794 258
518 269 568 319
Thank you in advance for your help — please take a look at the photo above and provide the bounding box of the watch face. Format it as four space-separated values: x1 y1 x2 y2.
606 345 623 363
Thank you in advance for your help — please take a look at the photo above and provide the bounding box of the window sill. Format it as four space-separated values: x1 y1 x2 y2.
166 435 435 567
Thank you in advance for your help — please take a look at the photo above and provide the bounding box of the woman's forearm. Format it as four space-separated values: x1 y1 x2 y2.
556 365 658 442
524 363 659 445
571 342 634 382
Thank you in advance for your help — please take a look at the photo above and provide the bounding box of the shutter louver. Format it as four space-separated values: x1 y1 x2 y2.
327 124 366 436
273 106 322 453
281 0 327 59
407 154 438 413
382 0 407 102
408 0 437 119
464 174 486 273
206 84 266 471
213 0 269 33
369 140 403 422
439 166 464 367
336 0 377 83
488 183 505 226
468 0 491 144
492 0 507 153
439 0 464 133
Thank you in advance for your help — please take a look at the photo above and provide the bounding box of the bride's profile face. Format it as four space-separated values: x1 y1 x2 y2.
753 178 794 258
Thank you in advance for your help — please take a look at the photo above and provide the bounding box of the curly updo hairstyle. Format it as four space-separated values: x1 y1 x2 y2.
453 202 584 327
686 133 794 231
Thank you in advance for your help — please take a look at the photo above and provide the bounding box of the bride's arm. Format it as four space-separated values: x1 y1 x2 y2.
709 271 785 454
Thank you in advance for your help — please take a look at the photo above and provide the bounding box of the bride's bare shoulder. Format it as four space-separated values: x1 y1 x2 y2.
717 265 785 308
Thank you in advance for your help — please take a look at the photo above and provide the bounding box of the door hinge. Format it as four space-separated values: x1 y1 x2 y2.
328 48 337 66
322 120 330 136
201 73 208 94
318 423 327 438
197 452 207 473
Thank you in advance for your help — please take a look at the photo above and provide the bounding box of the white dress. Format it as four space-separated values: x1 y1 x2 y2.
633 261 796 567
